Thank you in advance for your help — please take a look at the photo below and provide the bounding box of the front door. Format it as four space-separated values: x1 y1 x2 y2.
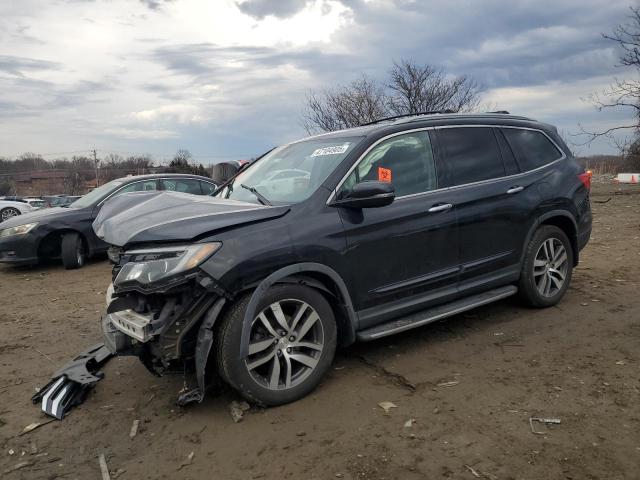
336 130 459 328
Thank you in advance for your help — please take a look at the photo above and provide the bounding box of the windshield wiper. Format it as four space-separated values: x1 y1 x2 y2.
240 184 272 206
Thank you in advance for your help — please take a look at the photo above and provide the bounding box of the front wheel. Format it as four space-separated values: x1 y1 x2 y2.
61 232 86 269
519 225 573 307
216 284 337 406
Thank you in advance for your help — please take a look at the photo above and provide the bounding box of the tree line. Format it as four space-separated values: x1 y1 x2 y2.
0 149 210 196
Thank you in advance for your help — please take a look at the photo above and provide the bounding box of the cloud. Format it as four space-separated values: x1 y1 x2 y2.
102 126 180 139
0 55 61 77
0 0 634 157
235 0 313 19
130 103 207 124
139 0 176 11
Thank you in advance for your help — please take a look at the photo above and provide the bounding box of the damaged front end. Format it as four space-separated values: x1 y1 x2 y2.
102 242 230 405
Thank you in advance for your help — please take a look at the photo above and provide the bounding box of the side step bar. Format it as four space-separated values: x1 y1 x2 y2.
357 286 517 341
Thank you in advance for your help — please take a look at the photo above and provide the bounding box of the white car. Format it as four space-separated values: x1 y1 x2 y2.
0 200 36 222
23 198 46 210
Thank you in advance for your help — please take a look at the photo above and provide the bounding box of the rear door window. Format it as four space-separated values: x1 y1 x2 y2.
117 180 158 194
161 178 202 194
502 128 563 172
437 127 505 186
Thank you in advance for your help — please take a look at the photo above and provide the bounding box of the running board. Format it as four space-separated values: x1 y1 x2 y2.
357 286 517 341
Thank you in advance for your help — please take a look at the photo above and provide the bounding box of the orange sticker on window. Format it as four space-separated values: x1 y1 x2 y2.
378 166 392 183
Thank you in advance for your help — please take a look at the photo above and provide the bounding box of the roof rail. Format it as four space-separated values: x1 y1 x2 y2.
359 110 456 127
486 110 510 114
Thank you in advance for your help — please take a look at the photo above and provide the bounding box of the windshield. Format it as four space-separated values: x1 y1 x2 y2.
69 179 124 208
216 136 363 205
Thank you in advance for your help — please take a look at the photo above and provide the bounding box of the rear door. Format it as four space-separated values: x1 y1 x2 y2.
336 130 459 327
434 126 537 288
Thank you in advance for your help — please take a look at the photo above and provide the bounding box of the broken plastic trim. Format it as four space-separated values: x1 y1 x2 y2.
176 297 227 406
32 343 114 419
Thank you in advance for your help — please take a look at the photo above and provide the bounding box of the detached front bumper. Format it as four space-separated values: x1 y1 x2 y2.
32 344 113 419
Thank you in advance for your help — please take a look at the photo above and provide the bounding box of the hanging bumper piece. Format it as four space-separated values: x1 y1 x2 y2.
31 343 114 420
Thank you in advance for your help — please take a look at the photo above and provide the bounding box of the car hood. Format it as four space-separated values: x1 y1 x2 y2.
0 206 76 228
93 191 290 246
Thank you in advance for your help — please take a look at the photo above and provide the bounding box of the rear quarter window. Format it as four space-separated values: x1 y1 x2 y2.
502 128 563 172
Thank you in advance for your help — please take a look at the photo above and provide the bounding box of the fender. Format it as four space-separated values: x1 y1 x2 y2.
520 209 579 266
239 262 358 358
178 297 227 405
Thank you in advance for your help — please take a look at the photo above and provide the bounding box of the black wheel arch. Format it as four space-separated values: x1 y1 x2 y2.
521 210 579 267
238 263 358 358
38 228 92 260
187 263 357 405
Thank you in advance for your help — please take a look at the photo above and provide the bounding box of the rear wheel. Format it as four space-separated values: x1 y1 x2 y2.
61 232 85 269
216 284 337 406
519 225 573 307
1 207 20 222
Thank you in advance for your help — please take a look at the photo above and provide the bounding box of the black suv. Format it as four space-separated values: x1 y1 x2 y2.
96 113 592 407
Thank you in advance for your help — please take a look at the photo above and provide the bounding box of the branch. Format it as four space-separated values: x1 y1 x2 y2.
572 123 638 146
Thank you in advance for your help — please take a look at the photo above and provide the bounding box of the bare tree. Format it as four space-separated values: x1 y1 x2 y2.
580 7 640 145
63 156 94 194
166 149 209 177
302 60 482 133
386 60 481 115
302 75 387 133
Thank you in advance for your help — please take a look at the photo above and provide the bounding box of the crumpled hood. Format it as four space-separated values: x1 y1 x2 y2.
0 206 72 228
93 191 290 246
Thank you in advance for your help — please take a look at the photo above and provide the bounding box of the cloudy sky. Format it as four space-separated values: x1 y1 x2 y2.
0 0 636 162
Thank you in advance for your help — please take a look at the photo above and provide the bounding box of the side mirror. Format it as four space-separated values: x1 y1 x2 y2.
331 181 395 208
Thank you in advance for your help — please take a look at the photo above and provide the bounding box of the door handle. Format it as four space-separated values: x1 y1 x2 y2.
506 186 524 194
428 203 453 213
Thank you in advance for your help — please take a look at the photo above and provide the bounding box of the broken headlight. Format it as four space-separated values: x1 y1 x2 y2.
114 242 221 287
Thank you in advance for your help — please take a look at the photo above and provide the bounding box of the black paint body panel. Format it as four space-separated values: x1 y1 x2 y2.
98 114 592 338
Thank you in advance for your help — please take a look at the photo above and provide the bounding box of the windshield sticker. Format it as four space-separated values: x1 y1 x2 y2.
378 166 392 183
311 143 350 157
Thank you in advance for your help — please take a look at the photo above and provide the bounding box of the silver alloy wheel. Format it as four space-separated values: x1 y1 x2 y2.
1 208 19 221
533 238 568 297
245 299 324 391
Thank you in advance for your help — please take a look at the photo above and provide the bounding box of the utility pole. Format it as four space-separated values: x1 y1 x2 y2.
92 149 99 188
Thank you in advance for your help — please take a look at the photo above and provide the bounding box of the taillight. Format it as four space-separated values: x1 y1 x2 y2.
578 170 592 190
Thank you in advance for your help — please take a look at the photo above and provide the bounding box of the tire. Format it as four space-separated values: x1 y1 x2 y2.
1 207 21 222
61 232 85 269
518 225 573 307
216 284 337 406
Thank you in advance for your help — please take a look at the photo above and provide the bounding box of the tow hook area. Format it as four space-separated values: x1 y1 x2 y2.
32 343 114 419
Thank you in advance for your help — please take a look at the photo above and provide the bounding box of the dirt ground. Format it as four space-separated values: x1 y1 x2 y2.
0 182 639 480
